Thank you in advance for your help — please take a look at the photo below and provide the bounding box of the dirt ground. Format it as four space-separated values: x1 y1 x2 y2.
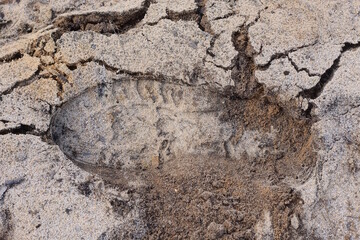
6 0 358 239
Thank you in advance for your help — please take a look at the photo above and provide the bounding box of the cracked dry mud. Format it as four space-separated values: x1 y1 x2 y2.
1 0 360 239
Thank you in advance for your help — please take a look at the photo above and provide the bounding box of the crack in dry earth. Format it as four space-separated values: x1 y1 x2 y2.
298 41 360 100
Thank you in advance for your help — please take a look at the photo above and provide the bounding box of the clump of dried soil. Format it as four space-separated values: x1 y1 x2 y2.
222 92 316 184
140 155 302 239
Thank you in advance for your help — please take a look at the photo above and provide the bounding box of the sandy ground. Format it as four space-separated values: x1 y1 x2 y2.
1 0 360 239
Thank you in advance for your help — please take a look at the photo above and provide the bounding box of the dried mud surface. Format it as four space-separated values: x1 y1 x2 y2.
1 0 360 239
